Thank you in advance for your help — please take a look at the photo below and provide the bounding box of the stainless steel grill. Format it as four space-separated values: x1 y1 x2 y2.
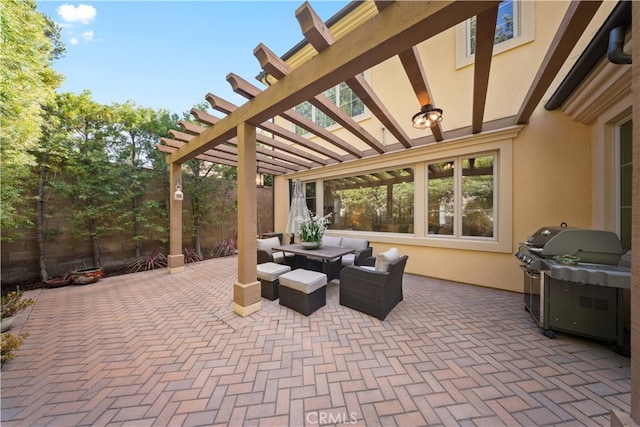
515 223 630 353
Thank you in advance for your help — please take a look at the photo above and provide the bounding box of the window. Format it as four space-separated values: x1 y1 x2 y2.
323 168 414 233
618 120 632 251
427 154 495 238
305 182 316 215
294 82 365 135
467 0 516 56
455 0 534 68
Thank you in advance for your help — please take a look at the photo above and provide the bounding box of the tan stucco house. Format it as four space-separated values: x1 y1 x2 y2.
158 1 637 423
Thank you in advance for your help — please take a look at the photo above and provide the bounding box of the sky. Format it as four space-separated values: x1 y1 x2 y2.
36 1 350 116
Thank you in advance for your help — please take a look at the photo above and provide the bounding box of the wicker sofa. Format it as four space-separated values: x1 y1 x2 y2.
339 250 408 320
304 236 372 281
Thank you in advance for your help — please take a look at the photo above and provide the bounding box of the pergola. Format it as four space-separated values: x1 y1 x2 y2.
156 2 638 422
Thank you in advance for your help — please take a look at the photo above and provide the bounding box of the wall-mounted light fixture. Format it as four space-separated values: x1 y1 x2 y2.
256 168 264 187
174 182 184 201
412 104 443 129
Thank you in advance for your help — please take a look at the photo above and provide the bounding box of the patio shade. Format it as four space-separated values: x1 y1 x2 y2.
285 179 310 240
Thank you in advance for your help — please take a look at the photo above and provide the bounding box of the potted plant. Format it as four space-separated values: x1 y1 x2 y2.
70 267 104 285
1 291 35 332
44 272 72 288
297 211 332 249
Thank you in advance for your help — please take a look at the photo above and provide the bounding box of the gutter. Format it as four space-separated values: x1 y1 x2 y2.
545 0 631 111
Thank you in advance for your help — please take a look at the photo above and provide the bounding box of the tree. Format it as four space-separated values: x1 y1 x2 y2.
54 91 125 268
109 102 175 257
0 0 63 236
179 105 238 257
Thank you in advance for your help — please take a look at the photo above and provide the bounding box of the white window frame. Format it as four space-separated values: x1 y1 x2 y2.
426 152 498 241
291 128 516 254
293 76 368 135
614 116 632 249
455 0 534 69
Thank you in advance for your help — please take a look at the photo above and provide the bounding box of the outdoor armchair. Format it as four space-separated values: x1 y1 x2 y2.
257 237 295 267
339 254 408 320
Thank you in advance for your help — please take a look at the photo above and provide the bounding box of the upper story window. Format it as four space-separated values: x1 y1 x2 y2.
294 82 365 135
456 0 534 69
468 0 516 55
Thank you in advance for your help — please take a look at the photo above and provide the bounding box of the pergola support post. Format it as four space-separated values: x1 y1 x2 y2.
233 122 260 317
167 162 185 273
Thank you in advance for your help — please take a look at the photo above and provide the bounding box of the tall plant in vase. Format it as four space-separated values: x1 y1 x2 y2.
298 210 332 248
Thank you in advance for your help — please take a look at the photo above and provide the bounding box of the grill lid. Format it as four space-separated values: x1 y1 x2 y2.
525 223 573 247
541 229 624 264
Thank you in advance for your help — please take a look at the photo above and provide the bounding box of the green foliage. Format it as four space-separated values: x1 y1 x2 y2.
1 0 63 235
1 332 30 365
299 211 331 242
51 92 129 265
1 291 35 320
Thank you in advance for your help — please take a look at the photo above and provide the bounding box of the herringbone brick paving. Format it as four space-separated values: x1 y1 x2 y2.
0 256 630 426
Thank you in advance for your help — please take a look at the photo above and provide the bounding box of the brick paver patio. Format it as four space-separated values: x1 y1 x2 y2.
1 256 631 426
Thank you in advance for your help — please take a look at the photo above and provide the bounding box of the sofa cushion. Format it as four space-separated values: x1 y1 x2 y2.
322 236 343 247
257 237 281 255
341 238 368 250
375 247 400 272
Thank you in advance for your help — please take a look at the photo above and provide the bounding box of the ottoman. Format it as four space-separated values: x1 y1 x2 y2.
257 262 291 300
279 269 327 316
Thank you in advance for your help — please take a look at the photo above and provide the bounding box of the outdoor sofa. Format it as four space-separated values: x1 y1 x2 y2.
304 236 372 281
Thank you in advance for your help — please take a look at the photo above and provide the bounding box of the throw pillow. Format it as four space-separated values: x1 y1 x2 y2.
375 247 400 272
257 237 280 255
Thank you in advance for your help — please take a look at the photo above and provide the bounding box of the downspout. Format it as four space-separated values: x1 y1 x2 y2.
608 24 632 64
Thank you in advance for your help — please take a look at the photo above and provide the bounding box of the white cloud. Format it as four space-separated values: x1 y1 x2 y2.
69 38 79 45
81 30 94 42
57 4 97 24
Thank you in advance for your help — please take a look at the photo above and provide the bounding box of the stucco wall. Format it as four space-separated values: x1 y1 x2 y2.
273 105 592 294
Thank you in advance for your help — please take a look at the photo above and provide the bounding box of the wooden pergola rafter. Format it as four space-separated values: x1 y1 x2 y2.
159 0 597 169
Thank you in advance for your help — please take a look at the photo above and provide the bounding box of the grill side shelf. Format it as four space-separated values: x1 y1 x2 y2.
541 259 630 288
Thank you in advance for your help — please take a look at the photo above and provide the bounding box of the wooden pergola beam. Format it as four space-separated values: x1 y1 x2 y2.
254 43 384 154
472 4 499 134
398 47 444 142
227 73 357 157
175 119 318 169
168 1 498 164
205 93 348 162
296 2 412 149
159 139 286 175
189 106 331 166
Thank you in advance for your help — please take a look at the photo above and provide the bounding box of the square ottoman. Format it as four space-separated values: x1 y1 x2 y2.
279 269 327 316
257 262 291 300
